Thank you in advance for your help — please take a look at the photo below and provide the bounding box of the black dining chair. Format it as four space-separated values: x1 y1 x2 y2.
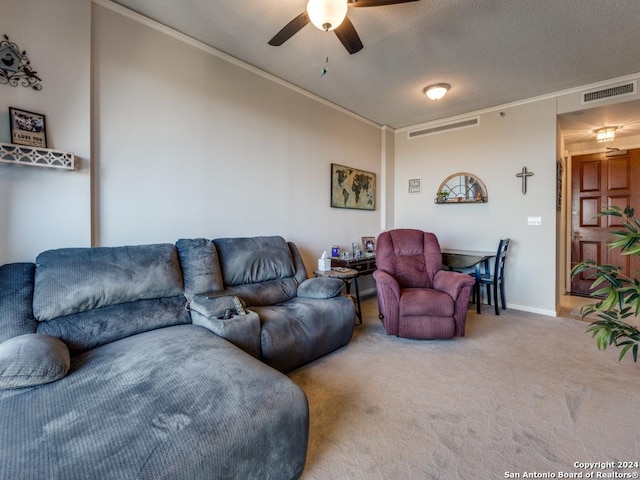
478 238 511 315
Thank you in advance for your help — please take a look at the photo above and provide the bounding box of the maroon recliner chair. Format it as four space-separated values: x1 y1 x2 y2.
373 229 476 339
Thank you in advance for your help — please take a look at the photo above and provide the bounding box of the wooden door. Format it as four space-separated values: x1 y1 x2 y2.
570 148 640 295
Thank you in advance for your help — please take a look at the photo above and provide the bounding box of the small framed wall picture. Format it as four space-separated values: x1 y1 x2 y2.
9 107 47 147
408 178 421 193
362 236 376 252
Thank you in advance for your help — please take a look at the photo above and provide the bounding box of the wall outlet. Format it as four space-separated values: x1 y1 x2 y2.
528 216 542 226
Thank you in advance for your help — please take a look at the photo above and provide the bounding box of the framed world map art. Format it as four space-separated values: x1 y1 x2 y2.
331 163 376 211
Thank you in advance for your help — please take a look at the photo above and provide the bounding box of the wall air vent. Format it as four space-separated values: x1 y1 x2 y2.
408 117 479 139
581 81 637 104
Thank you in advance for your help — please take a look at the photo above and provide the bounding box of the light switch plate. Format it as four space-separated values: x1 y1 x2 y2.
528 216 542 226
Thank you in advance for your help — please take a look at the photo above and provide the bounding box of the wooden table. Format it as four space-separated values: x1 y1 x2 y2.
330 253 376 276
441 249 495 314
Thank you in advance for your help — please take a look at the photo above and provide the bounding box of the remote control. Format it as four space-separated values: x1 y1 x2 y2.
232 296 246 315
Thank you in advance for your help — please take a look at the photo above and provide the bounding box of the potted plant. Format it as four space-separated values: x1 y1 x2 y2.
436 191 449 203
571 206 640 362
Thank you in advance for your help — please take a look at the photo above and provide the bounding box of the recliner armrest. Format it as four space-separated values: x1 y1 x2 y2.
373 270 400 297
433 270 476 300
190 296 261 358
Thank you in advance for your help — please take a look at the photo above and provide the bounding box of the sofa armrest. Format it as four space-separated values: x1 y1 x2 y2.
297 277 344 299
190 295 261 358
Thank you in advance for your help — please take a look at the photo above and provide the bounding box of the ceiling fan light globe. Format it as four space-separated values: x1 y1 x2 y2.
307 0 348 31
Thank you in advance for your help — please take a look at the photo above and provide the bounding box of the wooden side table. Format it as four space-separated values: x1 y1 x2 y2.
313 267 362 324
330 253 376 276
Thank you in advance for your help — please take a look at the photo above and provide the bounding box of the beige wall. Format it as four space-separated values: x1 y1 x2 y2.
0 0 91 264
394 100 559 315
380 126 395 231
92 3 382 273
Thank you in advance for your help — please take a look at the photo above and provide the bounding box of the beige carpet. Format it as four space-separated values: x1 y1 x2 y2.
289 296 640 480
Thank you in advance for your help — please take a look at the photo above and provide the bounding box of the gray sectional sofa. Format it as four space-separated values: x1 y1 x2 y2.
0 236 355 480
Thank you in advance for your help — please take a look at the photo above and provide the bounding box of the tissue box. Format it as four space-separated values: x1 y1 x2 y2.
317 258 332 271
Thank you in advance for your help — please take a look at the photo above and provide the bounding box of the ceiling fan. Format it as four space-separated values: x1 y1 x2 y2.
268 0 419 55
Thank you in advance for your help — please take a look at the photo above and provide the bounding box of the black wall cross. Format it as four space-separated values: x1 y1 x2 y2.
516 166 534 194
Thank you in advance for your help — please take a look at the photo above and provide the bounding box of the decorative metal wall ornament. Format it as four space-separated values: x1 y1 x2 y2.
0 34 42 90
515 166 534 194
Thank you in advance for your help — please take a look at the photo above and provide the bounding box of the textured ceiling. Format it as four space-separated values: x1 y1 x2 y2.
111 0 640 134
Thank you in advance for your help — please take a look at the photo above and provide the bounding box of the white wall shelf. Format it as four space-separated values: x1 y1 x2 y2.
0 142 75 170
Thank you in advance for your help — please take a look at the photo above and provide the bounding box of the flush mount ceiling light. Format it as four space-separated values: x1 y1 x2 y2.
595 126 617 142
307 0 348 31
424 83 450 101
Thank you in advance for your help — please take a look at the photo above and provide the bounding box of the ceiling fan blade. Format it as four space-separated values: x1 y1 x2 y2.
334 16 363 54
268 12 310 46
348 0 419 7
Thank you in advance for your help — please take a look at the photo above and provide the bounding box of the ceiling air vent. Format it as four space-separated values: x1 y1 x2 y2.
581 81 637 104
408 117 479 139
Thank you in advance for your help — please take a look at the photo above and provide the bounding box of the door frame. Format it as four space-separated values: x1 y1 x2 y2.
563 143 640 297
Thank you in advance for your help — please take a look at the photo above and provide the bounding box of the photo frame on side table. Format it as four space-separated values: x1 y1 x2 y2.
362 236 376 252
331 163 376 211
9 107 47 147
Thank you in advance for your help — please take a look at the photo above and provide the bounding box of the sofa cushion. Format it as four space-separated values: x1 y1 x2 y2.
214 236 300 306
400 288 454 317
0 325 309 479
0 333 70 390
33 244 184 321
36 296 190 352
254 296 355 372
214 236 295 286
297 277 344 299
176 238 224 298
0 263 37 343
32 244 189 351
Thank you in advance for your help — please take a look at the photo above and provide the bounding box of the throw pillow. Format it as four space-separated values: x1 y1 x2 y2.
0 333 70 390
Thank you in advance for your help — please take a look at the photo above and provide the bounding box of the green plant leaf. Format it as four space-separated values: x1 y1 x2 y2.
618 342 634 361
581 207 640 363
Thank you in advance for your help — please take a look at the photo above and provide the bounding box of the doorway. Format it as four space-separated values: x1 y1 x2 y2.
569 148 640 296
